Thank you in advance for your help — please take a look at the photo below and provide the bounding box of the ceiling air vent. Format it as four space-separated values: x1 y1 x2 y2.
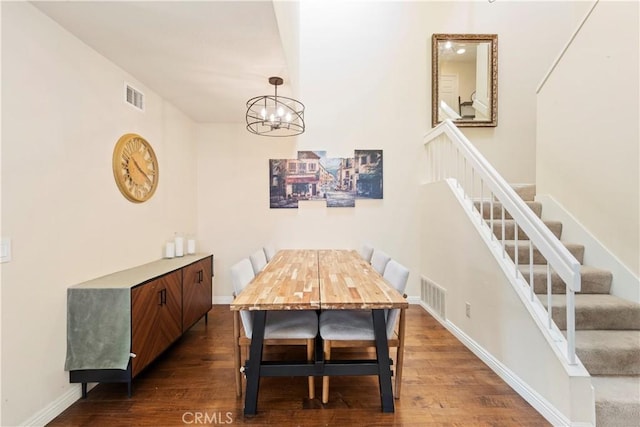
125 83 144 111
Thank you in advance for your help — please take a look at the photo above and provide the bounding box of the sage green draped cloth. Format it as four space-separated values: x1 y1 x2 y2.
64 288 131 371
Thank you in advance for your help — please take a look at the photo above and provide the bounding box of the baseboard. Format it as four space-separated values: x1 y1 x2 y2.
536 194 640 303
213 295 234 304
20 383 95 427
415 303 591 427
406 295 421 305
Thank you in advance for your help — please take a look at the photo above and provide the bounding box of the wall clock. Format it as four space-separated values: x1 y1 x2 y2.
112 133 159 203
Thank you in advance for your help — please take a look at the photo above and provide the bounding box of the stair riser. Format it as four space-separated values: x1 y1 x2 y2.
523 267 613 294
528 274 575 294
510 184 536 202
490 221 562 240
596 401 640 427
475 201 542 220
505 244 584 265
505 185 640 427
578 348 640 375
551 306 640 330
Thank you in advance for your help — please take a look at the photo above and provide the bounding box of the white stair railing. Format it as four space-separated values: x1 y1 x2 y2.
424 119 582 365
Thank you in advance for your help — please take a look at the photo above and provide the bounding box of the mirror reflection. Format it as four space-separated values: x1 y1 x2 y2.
432 34 498 127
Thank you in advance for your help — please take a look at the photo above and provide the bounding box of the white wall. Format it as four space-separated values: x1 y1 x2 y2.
537 0 640 279
197 1 594 301
297 0 591 183
0 0 611 424
0 3 198 425
273 1 301 95
420 181 594 425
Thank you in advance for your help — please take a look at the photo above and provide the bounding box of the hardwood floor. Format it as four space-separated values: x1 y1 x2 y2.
48 305 550 426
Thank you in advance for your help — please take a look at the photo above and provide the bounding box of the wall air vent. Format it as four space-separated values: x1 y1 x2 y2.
421 276 446 320
125 83 144 111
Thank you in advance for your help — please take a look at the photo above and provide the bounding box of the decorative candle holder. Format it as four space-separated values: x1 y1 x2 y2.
174 233 184 257
187 238 196 255
165 241 175 259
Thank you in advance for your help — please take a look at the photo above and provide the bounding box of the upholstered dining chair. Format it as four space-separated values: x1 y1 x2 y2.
359 244 374 263
249 248 268 275
231 258 318 399
370 249 391 274
263 245 277 262
319 259 410 403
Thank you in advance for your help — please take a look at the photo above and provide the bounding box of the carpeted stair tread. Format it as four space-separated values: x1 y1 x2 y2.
519 264 612 294
475 200 543 220
573 330 640 375
542 294 640 330
490 219 562 240
509 184 536 202
591 376 640 427
504 184 637 426
505 240 584 265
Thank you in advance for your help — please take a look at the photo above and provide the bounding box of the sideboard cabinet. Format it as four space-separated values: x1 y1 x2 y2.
182 257 213 331
65 254 213 397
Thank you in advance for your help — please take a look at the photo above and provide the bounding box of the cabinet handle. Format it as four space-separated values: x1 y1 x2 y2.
198 270 203 283
158 289 167 306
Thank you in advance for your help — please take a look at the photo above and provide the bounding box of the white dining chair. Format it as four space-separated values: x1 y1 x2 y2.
359 244 374 263
231 258 318 399
370 249 391 274
319 259 409 403
263 245 277 262
249 249 268 275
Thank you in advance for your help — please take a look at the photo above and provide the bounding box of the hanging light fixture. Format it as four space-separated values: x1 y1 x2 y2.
246 76 305 137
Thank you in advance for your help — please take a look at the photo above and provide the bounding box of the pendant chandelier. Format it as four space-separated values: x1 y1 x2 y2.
246 76 305 137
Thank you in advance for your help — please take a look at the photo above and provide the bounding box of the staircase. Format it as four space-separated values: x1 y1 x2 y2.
479 184 640 427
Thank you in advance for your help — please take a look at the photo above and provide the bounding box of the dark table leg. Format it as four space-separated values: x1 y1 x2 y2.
372 309 394 413
244 310 266 416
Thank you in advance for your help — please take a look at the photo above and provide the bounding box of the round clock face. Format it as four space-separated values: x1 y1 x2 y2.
112 133 159 203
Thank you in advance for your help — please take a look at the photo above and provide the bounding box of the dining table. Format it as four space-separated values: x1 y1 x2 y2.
230 249 408 415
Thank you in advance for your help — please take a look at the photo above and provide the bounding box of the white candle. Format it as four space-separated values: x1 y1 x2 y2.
175 235 184 257
165 242 175 258
187 239 196 255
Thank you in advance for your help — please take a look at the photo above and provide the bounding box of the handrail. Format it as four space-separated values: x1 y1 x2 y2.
424 119 582 364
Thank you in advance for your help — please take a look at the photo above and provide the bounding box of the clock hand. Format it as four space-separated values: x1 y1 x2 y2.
131 157 153 185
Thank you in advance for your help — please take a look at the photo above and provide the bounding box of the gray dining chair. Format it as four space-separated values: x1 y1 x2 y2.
319 259 410 403
370 249 391 274
263 245 277 262
249 248 268 275
231 258 318 399
359 244 374 263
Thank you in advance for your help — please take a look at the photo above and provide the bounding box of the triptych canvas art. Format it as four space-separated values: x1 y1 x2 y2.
269 150 383 209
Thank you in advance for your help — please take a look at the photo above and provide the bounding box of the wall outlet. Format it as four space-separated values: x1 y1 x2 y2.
465 302 471 318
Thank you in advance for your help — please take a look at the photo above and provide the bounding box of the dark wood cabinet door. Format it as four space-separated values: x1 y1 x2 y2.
158 270 183 348
131 270 182 377
131 279 163 377
182 256 213 330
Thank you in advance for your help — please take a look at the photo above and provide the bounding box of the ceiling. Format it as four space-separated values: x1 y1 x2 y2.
32 1 291 123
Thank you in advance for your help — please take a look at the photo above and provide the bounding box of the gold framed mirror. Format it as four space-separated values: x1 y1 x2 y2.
432 34 498 127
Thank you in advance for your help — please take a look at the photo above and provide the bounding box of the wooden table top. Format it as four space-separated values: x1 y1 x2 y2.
230 249 407 311
318 249 407 310
230 249 320 311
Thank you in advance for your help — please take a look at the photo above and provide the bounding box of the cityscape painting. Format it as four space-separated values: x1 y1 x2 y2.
269 150 383 209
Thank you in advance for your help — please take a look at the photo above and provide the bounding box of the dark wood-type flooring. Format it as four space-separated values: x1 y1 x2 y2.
48 305 550 426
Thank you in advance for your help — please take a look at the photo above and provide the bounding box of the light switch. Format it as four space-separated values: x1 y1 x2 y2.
1 238 12 263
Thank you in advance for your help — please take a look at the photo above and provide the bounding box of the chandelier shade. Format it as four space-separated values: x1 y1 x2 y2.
246 76 305 137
